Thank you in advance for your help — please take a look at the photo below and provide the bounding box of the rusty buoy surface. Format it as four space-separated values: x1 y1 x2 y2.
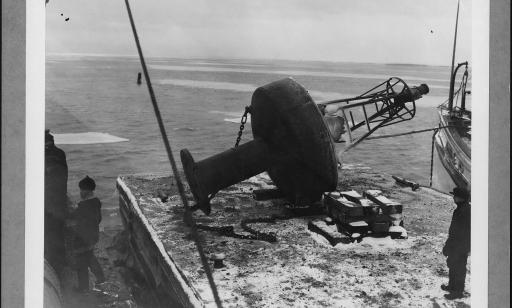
181 78 338 214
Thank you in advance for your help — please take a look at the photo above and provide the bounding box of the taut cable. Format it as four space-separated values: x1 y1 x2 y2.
123 1 223 306
364 125 458 141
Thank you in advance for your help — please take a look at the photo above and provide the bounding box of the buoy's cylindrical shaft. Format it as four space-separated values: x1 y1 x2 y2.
181 138 270 213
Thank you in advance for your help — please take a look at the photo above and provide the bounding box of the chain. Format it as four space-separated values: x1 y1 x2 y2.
234 106 251 147
195 207 323 243
196 216 282 243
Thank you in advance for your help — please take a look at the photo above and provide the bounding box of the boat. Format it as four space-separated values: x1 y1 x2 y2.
431 0 471 194
431 66 471 193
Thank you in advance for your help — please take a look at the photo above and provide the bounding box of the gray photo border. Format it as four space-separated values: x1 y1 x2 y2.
1 0 509 306
2 0 26 307
488 0 510 306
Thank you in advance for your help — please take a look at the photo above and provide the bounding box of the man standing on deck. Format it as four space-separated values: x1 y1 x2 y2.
441 187 471 299
45 129 69 276
69 176 105 291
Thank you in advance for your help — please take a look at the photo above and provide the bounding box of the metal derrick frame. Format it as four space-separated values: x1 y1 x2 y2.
318 77 417 149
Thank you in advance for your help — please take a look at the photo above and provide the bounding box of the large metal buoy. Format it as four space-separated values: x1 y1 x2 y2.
180 78 338 215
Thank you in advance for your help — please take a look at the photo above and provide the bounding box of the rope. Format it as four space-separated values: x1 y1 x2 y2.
351 125 462 188
429 129 440 187
123 1 223 307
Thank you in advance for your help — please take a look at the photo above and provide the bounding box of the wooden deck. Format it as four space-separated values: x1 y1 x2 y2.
117 170 470 308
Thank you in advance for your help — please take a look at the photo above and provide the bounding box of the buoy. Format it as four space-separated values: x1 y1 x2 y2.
180 78 338 215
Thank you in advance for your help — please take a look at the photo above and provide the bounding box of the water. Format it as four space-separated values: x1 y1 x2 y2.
46 56 458 227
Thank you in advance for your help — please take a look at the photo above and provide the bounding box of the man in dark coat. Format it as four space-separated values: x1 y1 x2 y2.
441 187 471 299
44 129 68 275
69 176 105 291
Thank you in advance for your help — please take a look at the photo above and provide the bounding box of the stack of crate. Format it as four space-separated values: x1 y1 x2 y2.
324 191 371 234
323 190 406 238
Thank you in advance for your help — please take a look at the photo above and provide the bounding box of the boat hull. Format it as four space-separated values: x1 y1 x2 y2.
44 259 63 308
431 109 471 193
432 142 463 193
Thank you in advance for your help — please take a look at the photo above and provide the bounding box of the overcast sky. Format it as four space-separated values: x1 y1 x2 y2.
46 0 472 66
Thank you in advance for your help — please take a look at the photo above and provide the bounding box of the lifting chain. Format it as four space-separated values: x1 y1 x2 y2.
195 207 324 243
196 215 286 243
234 106 251 147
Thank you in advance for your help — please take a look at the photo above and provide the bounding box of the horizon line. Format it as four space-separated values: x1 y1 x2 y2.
46 52 453 67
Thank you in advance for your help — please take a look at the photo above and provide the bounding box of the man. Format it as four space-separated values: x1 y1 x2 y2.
441 186 471 300
69 176 105 291
44 129 68 276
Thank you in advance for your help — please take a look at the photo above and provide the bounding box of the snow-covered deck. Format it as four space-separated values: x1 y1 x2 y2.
117 170 470 307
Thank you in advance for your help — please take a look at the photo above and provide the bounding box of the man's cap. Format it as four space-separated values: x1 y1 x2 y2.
449 187 470 199
79 175 96 190
45 129 54 142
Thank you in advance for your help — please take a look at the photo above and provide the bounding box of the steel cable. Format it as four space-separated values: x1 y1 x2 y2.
363 125 459 141
123 1 223 306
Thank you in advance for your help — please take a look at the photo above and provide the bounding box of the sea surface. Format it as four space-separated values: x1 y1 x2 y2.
45 56 470 227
